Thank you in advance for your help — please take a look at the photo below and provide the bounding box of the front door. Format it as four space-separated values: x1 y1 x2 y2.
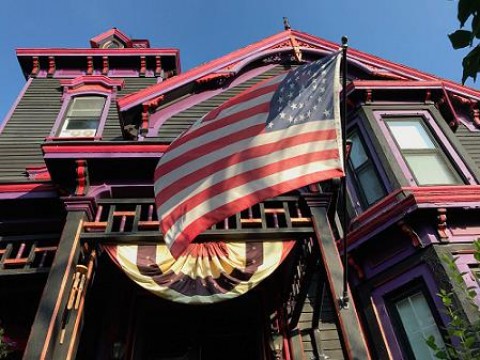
132 292 265 360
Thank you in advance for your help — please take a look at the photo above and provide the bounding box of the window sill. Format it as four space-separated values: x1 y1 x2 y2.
45 136 103 142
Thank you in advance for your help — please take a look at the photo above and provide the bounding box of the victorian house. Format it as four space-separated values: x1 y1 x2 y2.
1 27 479 360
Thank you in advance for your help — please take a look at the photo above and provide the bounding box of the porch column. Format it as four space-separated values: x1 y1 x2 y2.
23 198 95 360
304 193 371 360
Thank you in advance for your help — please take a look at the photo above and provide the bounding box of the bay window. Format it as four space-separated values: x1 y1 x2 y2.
384 117 462 186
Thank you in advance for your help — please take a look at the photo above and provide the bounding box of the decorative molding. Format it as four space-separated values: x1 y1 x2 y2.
437 208 449 241
155 55 162 76
365 89 372 103
140 56 146 77
397 220 422 248
31 56 40 77
62 197 96 220
102 56 109 75
75 160 89 196
47 56 56 77
86 56 93 75
60 75 124 96
140 95 165 135
450 93 480 128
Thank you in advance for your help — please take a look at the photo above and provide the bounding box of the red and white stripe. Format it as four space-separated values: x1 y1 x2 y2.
155 68 343 258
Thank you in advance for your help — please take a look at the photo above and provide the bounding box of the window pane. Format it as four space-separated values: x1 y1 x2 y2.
64 119 99 130
59 96 105 138
395 292 445 360
404 154 458 185
67 97 105 117
349 132 368 169
357 166 385 204
387 120 435 150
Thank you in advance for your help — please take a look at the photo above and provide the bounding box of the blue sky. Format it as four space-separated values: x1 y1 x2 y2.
0 0 474 121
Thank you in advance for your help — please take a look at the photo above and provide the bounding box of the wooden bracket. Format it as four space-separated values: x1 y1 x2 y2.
437 208 449 241
47 56 56 77
398 220 422 248
86 56 94 75
31 57 40 77
75 160 89 196
102 56 109 75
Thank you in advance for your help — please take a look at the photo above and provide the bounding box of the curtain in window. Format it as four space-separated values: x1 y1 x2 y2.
104 240 295 304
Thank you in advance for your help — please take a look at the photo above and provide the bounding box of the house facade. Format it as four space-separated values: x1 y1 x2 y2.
0 27 479 360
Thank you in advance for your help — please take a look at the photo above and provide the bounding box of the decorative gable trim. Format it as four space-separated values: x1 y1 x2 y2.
90 28 132 48
60 76 124 97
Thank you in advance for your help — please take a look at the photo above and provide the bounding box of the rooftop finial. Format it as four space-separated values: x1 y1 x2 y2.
283 17 291 30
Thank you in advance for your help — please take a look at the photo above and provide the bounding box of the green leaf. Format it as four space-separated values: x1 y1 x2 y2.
462 46 480 83
426 335 439 350
435 350 449 359
473 15 480 39
459 0 476 27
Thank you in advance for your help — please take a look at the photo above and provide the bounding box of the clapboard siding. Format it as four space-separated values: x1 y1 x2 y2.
154 65 290 142
298 271 345 360
454 123 480 170
0 77 157 181
102 78 157 141
0 79 62 181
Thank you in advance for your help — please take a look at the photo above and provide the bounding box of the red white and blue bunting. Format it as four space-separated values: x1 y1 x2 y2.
105 240 295 304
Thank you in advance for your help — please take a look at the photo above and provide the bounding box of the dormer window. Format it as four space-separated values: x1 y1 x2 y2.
58 96 106 138
47 76 124 141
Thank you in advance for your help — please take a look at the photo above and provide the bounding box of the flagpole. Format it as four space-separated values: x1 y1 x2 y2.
341 36 349 308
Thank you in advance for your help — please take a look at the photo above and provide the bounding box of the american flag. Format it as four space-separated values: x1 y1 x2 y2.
154 51 344 257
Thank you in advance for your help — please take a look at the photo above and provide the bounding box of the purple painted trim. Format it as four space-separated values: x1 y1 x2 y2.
363 244 416 279
459 115 479 132
0 189 57 200
0 78 33 134
149 64 277 136
374 110 477 185
345 117 393 215
371 264 448 359
87 184 112 199
43 152 164 159
456 254 480 305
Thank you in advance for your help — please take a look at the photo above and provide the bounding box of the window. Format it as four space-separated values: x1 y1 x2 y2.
385 118 461 185
347 130 386 207
390 291 446 359
58 96 106 138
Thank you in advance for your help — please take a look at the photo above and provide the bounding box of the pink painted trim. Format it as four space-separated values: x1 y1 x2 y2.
149 64 277 135
42 143 168 153
0 183 55 193
60 75 124 91
117 30 297 110
343 185 480 250
16 48 179 56
119 29 480 111
0 78 32 134
90 28 132 48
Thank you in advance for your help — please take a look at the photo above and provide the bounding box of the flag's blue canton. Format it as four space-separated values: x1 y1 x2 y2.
266 55 337 131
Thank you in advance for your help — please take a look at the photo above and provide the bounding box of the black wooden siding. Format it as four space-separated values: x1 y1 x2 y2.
102 78 157 141
454 123 480 170
299 271 345 360
0 79 61 181
154 65 291 142
0 78 156 181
